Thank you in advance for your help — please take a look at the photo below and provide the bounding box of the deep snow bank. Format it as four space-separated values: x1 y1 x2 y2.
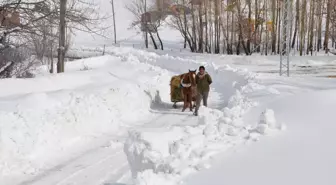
0 54 172 179
124 94 284 185
107 46 280 107
184 89 336 185
116 48 283 185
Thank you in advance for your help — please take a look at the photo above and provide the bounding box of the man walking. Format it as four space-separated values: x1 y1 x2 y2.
194 66 212 116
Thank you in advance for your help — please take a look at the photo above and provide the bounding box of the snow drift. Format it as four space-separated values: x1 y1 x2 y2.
184 89 336 185
1 46 285 184
0 54 173 178
119 47 284 185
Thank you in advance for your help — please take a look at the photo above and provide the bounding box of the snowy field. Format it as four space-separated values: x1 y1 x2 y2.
2 0 336 184
1 46 336 185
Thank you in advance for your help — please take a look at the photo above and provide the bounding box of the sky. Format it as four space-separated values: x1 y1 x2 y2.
72 0 182 48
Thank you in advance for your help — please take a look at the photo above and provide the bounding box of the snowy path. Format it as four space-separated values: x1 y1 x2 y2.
11 84 222 185
1 48 279 185
18 142 127 185
16 107 200 185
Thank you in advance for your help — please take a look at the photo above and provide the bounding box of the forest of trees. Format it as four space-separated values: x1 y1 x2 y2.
0 0 105 78
2 0 336 79
128 0 336 56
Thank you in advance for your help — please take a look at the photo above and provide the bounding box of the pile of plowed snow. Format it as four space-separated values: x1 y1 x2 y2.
0 54 172 178
1 46 284 184
115 47 284 185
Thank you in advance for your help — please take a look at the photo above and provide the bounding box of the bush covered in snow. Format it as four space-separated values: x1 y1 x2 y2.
255 109 286 134
124 130 173 178
0 47 36 79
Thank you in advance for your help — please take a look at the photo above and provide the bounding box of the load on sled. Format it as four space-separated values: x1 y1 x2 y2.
169 71 197 109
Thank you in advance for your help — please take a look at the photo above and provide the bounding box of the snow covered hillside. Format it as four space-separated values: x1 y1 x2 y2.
1 46 336 185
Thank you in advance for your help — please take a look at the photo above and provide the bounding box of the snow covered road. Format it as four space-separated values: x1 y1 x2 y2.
17 138 127 185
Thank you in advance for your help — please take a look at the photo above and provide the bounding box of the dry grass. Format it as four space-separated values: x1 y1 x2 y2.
318 75 336 78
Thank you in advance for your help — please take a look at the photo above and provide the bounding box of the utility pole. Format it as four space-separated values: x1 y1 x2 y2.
279 0 292 76
111 0 117 45
57 0 66 73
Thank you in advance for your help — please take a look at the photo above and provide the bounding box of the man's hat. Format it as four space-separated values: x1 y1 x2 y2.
199 66 205 70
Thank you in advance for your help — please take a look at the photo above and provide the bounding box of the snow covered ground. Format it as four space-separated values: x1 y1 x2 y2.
1 46 336 185
184 81 336 185
2 0 336 184
0 52 174 184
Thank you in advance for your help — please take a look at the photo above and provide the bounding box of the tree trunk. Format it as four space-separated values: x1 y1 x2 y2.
247 0 252 54
300 0 306 56
324 0 331 53
317 0 323 51
111 0 117 44
191 3 197 52
198 2 204 52
57 0 66 73
226 4 230 54
156 31 163 50
265 0 268 55
217 0 221 53
205 0 209 53
271 0 276 54
277 0 281 54
149 32 158 49
236 0 249 55
144 0 148 48
214 0 219 53
307 0 314 55
182 0 187 49
237 34 241 55
231 9 234 54
255 0 260 53
292 0 299 49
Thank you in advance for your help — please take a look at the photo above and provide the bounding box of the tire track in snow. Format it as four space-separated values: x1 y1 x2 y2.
17 142 127 185
144 112 197 129
54 151 126 185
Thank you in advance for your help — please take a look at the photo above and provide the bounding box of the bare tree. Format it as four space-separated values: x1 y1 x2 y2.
324 0 331 53
1 0 110 77
126 0 166 50
58 0 66 73
123 0 336 56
